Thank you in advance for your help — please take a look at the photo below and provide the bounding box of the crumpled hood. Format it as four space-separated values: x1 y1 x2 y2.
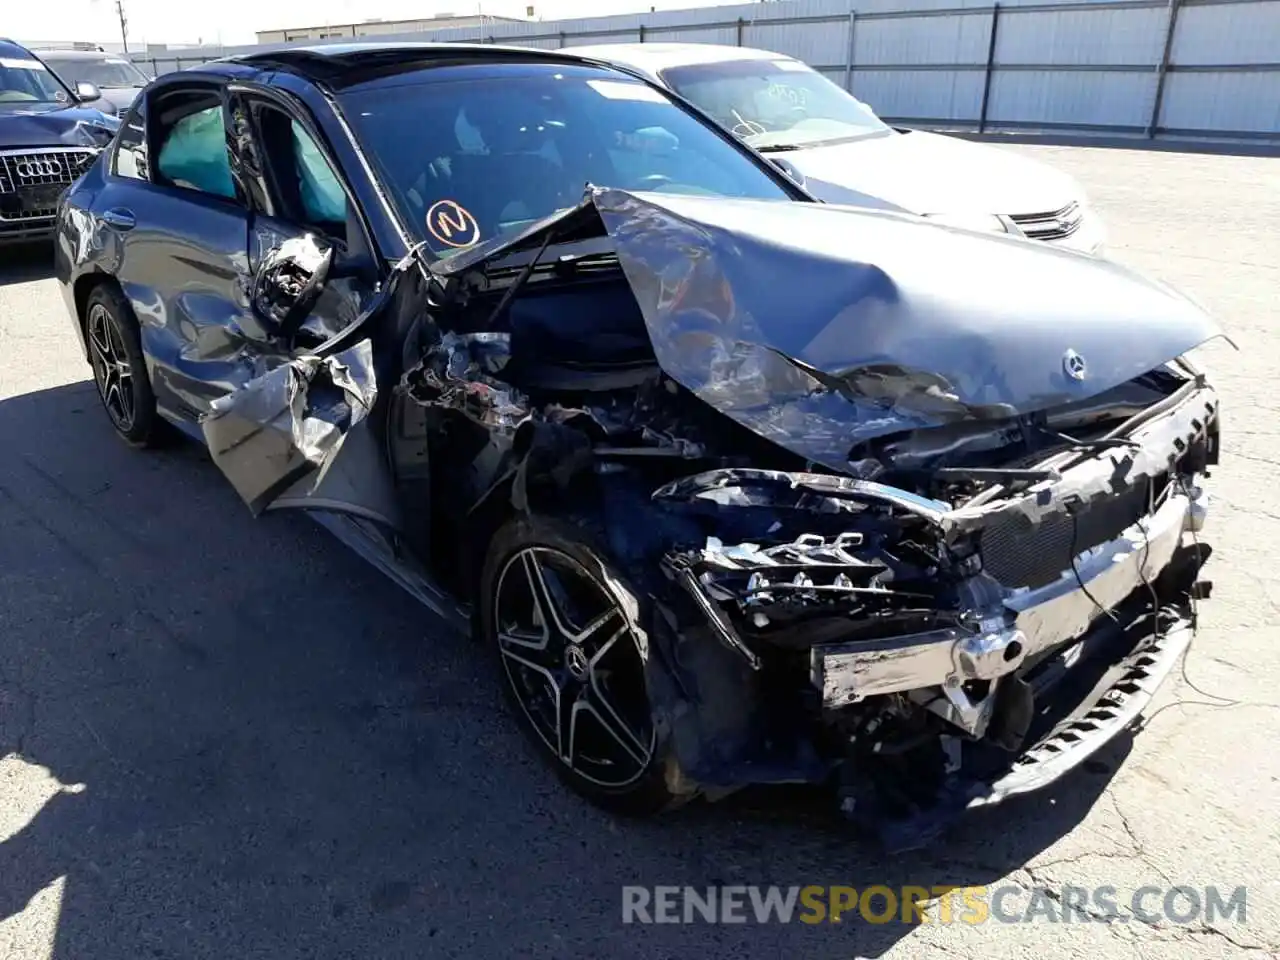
788 130 1083 217
0 103 119 148
435 187 1221 471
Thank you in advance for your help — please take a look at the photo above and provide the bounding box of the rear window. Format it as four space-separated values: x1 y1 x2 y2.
339 64 791 255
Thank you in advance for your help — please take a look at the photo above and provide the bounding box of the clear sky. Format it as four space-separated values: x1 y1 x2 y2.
8 0 733 48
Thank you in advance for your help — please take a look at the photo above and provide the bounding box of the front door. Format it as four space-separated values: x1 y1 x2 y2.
100 78 399 526
95 82 263 424
198 85 401 527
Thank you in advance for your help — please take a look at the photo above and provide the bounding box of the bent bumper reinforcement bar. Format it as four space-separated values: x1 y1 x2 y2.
969 615 1193 807
815 484 1196 708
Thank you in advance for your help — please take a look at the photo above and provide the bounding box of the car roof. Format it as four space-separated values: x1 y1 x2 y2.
229 40 610 83
30 49 118 60
563 42 786 75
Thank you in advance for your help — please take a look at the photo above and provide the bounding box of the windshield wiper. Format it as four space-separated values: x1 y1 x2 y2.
758 130 893 153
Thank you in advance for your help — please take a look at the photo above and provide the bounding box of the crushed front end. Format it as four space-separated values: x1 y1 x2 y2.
414 187 1226 843
652 374 1217 847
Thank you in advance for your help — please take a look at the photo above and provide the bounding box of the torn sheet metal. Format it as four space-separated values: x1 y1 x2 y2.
249 228 335 339
201 340 377 514
400 331 531 432
653 467 953 522
432 186 1222 470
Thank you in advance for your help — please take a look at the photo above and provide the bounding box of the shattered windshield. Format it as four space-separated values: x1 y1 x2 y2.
660 58 891 152
0 55 72 105
339 64 792 257
45 56 150 88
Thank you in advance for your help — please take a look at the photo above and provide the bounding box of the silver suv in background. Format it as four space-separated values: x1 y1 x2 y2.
32 48 151 116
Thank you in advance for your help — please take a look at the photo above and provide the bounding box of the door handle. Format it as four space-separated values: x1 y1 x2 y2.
101 207 136 230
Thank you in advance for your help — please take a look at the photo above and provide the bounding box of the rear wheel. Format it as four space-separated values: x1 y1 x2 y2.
480 516 680 815
85 284 163 448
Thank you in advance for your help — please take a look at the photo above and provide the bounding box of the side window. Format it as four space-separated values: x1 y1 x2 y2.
112 100 149 181
155 104 237 200
289 120 347 230
246 101 348 240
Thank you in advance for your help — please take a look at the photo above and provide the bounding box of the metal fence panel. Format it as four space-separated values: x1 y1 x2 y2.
1160 70 1280 133
988 68 1156 126
854 13 993 65
646 24 742 44
1171 0 1280 64
560 31 643 46
855 68 988 119
741 20 852 64
994 6 1168 64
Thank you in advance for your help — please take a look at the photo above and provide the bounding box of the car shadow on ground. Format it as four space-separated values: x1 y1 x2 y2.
0 244 56 287
0 381 1132 959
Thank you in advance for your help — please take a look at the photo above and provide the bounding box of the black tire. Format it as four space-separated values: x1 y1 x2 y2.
479 514 681 816
84 283 165 449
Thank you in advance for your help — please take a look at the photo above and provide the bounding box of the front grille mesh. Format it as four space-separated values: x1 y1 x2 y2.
0 149 99 225
978 483 1155 589
1009 201 1084 242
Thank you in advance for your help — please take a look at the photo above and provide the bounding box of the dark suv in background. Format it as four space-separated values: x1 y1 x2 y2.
0 38 119 244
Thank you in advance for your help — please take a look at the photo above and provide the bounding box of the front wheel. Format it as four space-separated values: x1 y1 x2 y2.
479 516 680 815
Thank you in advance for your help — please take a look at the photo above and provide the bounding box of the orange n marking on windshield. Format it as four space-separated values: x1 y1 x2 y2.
426 199 481 248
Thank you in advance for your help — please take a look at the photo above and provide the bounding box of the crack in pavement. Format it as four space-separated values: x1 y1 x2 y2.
1223 450 1280 470
1108 793 1173 884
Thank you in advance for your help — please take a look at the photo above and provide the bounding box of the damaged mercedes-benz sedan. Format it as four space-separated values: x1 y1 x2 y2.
55 43 1224 847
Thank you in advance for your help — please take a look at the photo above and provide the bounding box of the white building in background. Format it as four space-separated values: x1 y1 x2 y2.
257 13 527 43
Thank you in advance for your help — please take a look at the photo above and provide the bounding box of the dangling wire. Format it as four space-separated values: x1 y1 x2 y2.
1135 476 1161 633
1069 503 1119 623
1173 472 1239 706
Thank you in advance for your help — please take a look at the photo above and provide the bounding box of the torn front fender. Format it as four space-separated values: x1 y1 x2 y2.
200 340 377 514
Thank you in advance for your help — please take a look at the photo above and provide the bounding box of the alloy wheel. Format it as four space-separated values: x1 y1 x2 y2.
87 303 136 432
495 546 656 788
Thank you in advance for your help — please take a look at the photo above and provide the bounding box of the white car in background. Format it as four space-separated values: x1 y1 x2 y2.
568 42 1107 254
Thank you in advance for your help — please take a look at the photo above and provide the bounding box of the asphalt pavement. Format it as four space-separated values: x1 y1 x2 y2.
1 143 1278 959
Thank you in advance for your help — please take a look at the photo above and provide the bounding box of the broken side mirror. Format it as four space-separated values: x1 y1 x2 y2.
251 233 334 343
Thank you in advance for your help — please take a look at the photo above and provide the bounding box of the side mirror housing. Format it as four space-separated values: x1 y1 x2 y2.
251 234 334 342
75 81 103 103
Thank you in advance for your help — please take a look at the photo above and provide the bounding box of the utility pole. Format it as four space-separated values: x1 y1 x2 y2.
115 0 129 53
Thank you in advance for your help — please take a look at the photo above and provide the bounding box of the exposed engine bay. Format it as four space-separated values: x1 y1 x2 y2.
381 187 1222 847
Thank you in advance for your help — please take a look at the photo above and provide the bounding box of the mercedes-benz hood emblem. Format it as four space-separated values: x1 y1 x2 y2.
1062 349 1088 381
